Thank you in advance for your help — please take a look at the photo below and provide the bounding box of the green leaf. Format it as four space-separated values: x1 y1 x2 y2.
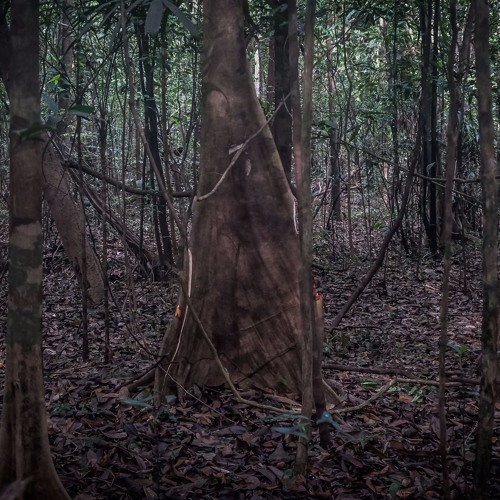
316 411 341 430
273 425 308 440
68 104 95 119
447 342 468 356
162 0 198 37
121 398 154 409
389 481 401 497
47 73 61 86
17 123 53 139
360 380 379 388
145 0 164 36
407 386 418 396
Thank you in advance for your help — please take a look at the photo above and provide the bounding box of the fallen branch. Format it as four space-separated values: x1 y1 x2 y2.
334 379 396 414
394 376 478 387
323 362 420 378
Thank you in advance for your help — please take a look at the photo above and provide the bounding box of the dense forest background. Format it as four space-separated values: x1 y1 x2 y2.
0 0 499 498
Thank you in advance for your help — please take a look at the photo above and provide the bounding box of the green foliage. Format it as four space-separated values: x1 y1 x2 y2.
316 410 341 431
360 380 379 389
447 342 469 357
388 385 427 404
389 481 402 497
144 0 198 37
15 123 53 140
121 394 176 410
121 397 155 409
68 104 96 119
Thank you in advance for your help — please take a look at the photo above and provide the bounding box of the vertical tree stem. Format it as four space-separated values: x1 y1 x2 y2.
437 1 460 496
289 0 317 476
473 0 498 496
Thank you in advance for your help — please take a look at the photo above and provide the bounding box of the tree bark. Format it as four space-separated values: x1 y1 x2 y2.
0 5 105 307
437 1 461 495
473 0 498 497
156 0 302 395
419 0 440 256
271 0 294 193
136 29 174 271
0 0 69 496
326 38 341 221
288 0 314 474
42 143 105 304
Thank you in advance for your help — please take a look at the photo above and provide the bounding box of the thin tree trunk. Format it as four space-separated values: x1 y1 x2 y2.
313 290 330 447
389 0 400 210
52 0 104 307
420 0 439 256
473 0 498 496
326 38 341 221
137 29 174 272
75 112 90 360
288 0 315 475
58 0 73 114
160 30 179 262
437 1 461 496
0 0 69 496
429 0 440 252
98 110 111 363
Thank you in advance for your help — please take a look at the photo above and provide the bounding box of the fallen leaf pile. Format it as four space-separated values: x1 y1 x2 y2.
0 223 499 499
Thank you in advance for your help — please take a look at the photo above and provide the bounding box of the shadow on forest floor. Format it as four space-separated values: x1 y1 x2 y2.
0 224 498 499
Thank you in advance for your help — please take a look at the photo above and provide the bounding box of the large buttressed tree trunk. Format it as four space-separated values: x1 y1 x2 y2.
0 0 69 497
156 0 303 394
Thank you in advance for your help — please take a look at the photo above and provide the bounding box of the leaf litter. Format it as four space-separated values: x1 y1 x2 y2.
0 227 499 499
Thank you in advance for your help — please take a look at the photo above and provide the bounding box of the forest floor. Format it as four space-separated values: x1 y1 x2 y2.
0 217 499 499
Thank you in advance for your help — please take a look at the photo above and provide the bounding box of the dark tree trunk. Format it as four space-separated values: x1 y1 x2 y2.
137 29 174 272
156 0 302 395
429 0 440 252
419 0 440 256
271 0 294 192
437 1 462 494
326 38 341 221
473 0 499 497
